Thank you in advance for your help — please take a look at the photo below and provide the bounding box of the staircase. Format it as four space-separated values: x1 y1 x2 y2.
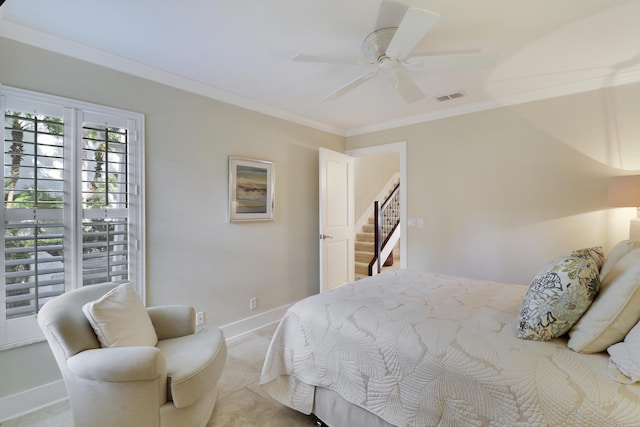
354 177 400 279
355 218 376 279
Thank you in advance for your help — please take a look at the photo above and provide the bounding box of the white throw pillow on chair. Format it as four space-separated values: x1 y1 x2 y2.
82 282 158 348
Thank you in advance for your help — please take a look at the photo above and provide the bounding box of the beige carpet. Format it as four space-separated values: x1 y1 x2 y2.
3 324 317 427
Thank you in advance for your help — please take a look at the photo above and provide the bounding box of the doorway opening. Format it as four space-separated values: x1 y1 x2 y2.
347 141 407 276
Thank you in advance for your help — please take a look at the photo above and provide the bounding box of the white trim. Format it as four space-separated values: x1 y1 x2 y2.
219 303 291 340
5 18 638 138
346 69 640 136
0 89 5 346
0 380 67 423
371 225 401 277
347 141 408 270
346 98 503 137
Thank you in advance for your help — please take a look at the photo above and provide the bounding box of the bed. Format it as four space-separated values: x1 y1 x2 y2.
260 242 640 426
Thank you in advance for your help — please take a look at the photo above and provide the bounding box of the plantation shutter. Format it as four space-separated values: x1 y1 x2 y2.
2 86 145 348
81 113 132 286
3 99 67 320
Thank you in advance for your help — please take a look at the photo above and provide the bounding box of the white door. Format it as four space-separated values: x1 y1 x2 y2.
319 148 354 293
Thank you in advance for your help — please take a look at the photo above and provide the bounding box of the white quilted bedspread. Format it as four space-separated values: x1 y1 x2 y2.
260 270 640 426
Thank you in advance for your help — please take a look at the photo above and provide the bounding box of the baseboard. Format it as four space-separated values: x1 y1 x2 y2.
0 305 291 422
219 303 291 340
0 380 67 423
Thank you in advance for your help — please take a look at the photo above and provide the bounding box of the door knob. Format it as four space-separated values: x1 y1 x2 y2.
319 234 333 239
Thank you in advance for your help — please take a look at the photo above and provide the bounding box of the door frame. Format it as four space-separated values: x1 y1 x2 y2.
347 141 408 269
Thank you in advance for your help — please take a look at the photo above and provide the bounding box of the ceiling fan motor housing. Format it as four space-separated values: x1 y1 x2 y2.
295 8 465 103
362 27 397 63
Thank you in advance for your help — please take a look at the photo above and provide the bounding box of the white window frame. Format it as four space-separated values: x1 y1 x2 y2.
1 85 145 350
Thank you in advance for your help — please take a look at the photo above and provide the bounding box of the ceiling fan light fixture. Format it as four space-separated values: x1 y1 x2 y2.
292 7 486 104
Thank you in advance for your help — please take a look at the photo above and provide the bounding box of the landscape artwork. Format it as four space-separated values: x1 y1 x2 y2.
236 165 268 213
229 156 274 221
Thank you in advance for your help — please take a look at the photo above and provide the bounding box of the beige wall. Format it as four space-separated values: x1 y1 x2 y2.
354 152 400 221
0 37 344 398
2 34 640 403
347 84 640 285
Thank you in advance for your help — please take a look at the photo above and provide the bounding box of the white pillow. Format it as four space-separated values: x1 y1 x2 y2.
607 320 640 383
568 248 640 353
82 283 158 348
600 240 640 279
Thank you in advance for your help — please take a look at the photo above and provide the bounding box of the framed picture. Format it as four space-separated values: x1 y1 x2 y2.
228 156 275 222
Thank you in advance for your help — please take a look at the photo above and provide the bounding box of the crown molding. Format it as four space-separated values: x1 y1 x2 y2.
3 18 639 139
346 69 640 137
0 19 346 137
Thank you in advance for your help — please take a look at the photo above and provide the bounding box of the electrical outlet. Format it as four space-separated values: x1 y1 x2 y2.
196 311 205 326
249 297 257 311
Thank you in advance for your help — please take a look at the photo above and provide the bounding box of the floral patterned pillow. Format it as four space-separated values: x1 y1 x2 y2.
517 253 601 341
571 246 605 271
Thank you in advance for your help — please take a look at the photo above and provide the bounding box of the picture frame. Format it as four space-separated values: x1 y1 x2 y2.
228 156 275 222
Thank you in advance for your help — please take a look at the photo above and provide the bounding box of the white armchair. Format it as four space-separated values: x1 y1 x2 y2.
37 283 226 427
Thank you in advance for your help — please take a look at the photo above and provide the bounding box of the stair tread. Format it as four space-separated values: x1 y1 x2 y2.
355 262 370 275
355 252 373 262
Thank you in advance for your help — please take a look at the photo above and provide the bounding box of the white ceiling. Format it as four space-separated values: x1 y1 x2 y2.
1 0 639 136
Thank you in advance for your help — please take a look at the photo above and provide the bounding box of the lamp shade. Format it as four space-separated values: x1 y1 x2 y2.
608 175 640 207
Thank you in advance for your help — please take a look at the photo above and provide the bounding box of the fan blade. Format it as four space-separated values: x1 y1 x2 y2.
386 8 440 61
404 51 498 70
391 68 425 104
292 53 374 66
322 70 378 101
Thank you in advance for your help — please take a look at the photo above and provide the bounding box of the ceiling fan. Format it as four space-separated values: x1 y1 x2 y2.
293 7 496 103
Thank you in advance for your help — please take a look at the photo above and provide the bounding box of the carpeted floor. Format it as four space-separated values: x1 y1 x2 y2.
2 323 317 427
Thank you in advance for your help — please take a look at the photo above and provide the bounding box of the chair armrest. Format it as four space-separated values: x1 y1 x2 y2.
67 347 167 382
147 305 195 340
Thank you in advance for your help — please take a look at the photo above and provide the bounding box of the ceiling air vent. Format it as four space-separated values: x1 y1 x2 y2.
434 91 465 102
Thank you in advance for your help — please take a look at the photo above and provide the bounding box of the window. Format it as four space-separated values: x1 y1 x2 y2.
1 86 145 349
